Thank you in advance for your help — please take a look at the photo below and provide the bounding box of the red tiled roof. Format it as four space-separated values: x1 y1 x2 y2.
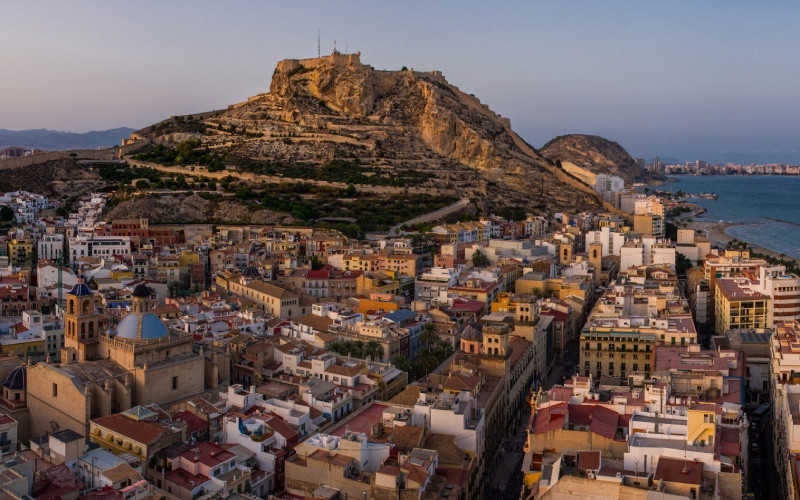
567 403 593 426
589 405 620 441
448 299 485 313
92 414 168 445
173 411 206 434
329 403 389 439
267 416 298 441
655 457 702 486
165 468 209 490
33 464 84 499
716 426 741 457
178 442 234 467
531 402 568 434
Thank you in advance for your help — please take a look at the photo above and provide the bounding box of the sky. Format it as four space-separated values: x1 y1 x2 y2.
2 0 799 163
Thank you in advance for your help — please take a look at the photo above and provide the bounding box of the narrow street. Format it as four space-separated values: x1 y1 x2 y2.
484 342 581 499
747 409 777 499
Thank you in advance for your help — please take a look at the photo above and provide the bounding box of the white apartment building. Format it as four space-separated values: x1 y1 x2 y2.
415 267 458 304
407 389 485 457
595 174 625 202
68 235 131 260
38 234 64 261
584 226 627 257
620 237 676 271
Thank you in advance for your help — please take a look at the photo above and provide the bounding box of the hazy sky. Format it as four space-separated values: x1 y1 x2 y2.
2 1 799 162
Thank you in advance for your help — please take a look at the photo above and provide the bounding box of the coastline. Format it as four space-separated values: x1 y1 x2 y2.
686 220 800 264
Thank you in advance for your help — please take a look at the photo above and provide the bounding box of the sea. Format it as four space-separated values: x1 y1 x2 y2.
658 175 800 259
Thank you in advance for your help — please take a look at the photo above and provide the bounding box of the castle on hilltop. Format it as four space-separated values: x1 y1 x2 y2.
276 49 362 74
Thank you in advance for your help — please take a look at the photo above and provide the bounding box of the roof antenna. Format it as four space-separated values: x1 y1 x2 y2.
317 29 320 58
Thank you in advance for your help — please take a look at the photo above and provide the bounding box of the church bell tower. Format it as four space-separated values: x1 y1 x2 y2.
62 275 101 363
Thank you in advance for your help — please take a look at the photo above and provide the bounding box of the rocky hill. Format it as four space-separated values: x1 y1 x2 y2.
129 51 617 222
540 134 641 183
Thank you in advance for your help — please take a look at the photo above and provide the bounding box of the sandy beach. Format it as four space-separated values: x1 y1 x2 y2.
686 220 800 265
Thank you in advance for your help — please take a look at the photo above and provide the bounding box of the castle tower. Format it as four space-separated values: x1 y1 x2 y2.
62 275 102 363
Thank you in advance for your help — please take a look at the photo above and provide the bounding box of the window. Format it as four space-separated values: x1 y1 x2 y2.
172 377 178 390
52 383 58 397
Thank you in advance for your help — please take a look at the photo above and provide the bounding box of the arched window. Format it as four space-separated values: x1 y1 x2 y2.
68 299 75 315
88 321 94 336
81 323 86 339
82 300 90 315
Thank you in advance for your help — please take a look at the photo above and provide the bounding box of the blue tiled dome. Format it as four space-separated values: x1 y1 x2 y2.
69 275 93 297
115 313 169 340
3 366 26 390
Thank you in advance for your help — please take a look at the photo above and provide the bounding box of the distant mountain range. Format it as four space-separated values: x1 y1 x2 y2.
0 127 135 151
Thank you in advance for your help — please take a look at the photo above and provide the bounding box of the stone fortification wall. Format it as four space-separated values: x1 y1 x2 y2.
276 51 363 74
0 149 115 169
0 138 150 169
561 160 598 187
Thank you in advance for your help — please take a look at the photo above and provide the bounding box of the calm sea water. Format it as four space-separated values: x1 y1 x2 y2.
658 175 800 258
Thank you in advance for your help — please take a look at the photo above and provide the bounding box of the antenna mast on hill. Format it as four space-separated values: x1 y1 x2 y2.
317 29 320 58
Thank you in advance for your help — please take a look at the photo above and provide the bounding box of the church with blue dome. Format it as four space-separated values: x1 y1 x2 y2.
25 278 214 438
112 283 170 340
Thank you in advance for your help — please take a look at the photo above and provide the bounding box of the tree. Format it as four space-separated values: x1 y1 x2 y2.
420 322 441 352
472 249 490 268
310 254 324 271
364 340 383 361
340 340 355 357
330 340 346 355
391 355 411 373
135 180 150 189
351 340 366 359
418 352 439 375
675 252 692 277
0 205 14 222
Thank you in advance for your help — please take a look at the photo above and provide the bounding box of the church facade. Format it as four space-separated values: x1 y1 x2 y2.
27 279 212 437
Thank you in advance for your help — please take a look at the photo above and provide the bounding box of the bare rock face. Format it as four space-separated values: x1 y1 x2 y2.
540 134 641 183
271 53 377 117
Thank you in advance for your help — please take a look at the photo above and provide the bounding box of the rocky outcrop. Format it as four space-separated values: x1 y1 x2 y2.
138 52 619 215
540 134 641 183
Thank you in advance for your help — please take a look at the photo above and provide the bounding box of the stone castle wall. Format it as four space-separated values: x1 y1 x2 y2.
276 51 362 74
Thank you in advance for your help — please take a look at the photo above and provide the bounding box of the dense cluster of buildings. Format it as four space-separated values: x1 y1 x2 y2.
0 183 793 498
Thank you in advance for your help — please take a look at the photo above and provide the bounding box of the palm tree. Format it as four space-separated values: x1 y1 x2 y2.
419 322 440 352
330 340 346 355
341 340 355 357
351 340 366 359
364 340 384 361
391 354 411 373
436 339 454 358
419 352 439 375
